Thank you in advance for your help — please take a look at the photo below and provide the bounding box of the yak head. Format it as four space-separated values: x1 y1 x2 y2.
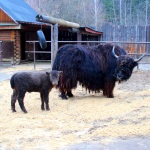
112 46 146 82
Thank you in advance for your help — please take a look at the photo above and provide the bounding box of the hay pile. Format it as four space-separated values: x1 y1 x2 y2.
0 67 150 150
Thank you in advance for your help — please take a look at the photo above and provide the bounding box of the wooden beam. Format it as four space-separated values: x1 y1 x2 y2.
0 25 21 30
51 24 58 66
36 14 80 29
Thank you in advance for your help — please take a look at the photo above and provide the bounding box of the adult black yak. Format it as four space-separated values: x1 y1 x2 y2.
52 43 145 99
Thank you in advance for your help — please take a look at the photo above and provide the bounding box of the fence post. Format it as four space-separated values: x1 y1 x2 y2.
51 24 58 67
137 43 140 69
54 23 58 62
0 41 2 65
33 42 36 70
51 24 54 67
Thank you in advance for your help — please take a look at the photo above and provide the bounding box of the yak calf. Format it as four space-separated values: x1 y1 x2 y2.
10 70 62 113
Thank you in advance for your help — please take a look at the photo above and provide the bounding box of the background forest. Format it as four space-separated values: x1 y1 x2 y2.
25 0 150 30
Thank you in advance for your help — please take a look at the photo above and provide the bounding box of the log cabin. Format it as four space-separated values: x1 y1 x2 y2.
0 0 102 65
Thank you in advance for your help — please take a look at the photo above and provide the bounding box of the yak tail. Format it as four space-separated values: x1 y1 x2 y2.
10 74 15 89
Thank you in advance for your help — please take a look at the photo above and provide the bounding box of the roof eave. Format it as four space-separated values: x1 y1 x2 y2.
0 24 21 30
80 27 103 35
17 21 51 27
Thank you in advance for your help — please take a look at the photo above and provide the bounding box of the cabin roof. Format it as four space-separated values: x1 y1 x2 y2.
0 0 102 35
0 0 38 23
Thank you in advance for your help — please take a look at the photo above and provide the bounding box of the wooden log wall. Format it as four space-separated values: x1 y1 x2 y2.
0 30 15 41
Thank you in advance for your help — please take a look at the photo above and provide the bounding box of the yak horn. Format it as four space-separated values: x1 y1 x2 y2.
112 46 118 59
134 53 146 62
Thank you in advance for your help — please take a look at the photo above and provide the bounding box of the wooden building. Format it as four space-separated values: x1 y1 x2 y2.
0 0 102 65
0 0 50 64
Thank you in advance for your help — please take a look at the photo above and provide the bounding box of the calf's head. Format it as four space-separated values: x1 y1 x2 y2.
112 46 146 82
46 70 63 86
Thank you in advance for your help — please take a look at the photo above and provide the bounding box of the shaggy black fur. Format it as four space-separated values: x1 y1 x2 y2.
52 43 140 99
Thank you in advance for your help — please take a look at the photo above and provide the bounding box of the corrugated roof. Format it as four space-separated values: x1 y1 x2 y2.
0 0 38 23
80 27 103 35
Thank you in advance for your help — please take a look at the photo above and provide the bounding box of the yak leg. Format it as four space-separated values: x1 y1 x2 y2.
11 89 18 112
103 80 115 98
18 91 27 113
40 93 45 110
67 90 74 97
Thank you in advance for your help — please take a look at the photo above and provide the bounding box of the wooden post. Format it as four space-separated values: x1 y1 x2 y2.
0 41 2 65
77 32 82 45
54 23 58 61
51 24 54 67
51 24 58 67
36 14 80 29
146 26 150 54
137 43 140 69
33 42 36 70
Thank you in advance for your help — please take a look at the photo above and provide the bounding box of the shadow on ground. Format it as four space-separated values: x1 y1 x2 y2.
61 137 150 150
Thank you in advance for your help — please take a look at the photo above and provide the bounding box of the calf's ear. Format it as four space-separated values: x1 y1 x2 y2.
59 71 63 74
46 72 50 76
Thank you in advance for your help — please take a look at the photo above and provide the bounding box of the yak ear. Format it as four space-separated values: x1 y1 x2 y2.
133 61 138 67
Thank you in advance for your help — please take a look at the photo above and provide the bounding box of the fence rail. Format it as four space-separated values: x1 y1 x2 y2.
1 40 149 67
24 40 150 69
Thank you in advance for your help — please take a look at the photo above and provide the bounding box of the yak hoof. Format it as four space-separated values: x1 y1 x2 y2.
23 110 28 113
41 107 45 110
67 92 74 97
59 93 68 100
12 110 16 113
46 108 50 111
107 95 114 98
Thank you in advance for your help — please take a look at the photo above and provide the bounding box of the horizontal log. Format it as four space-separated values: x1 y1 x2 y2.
36 14 80 29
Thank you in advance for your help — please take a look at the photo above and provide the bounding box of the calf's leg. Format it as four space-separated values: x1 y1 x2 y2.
18 91 27 113
44 95 50 111
40 93 45 110
43 92 50 111
11 89 18 112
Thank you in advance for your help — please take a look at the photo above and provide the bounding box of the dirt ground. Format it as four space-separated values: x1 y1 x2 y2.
0 63 150 150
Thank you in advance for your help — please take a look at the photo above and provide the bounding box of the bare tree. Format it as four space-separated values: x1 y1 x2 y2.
25 0 105 30
25 0 150 27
